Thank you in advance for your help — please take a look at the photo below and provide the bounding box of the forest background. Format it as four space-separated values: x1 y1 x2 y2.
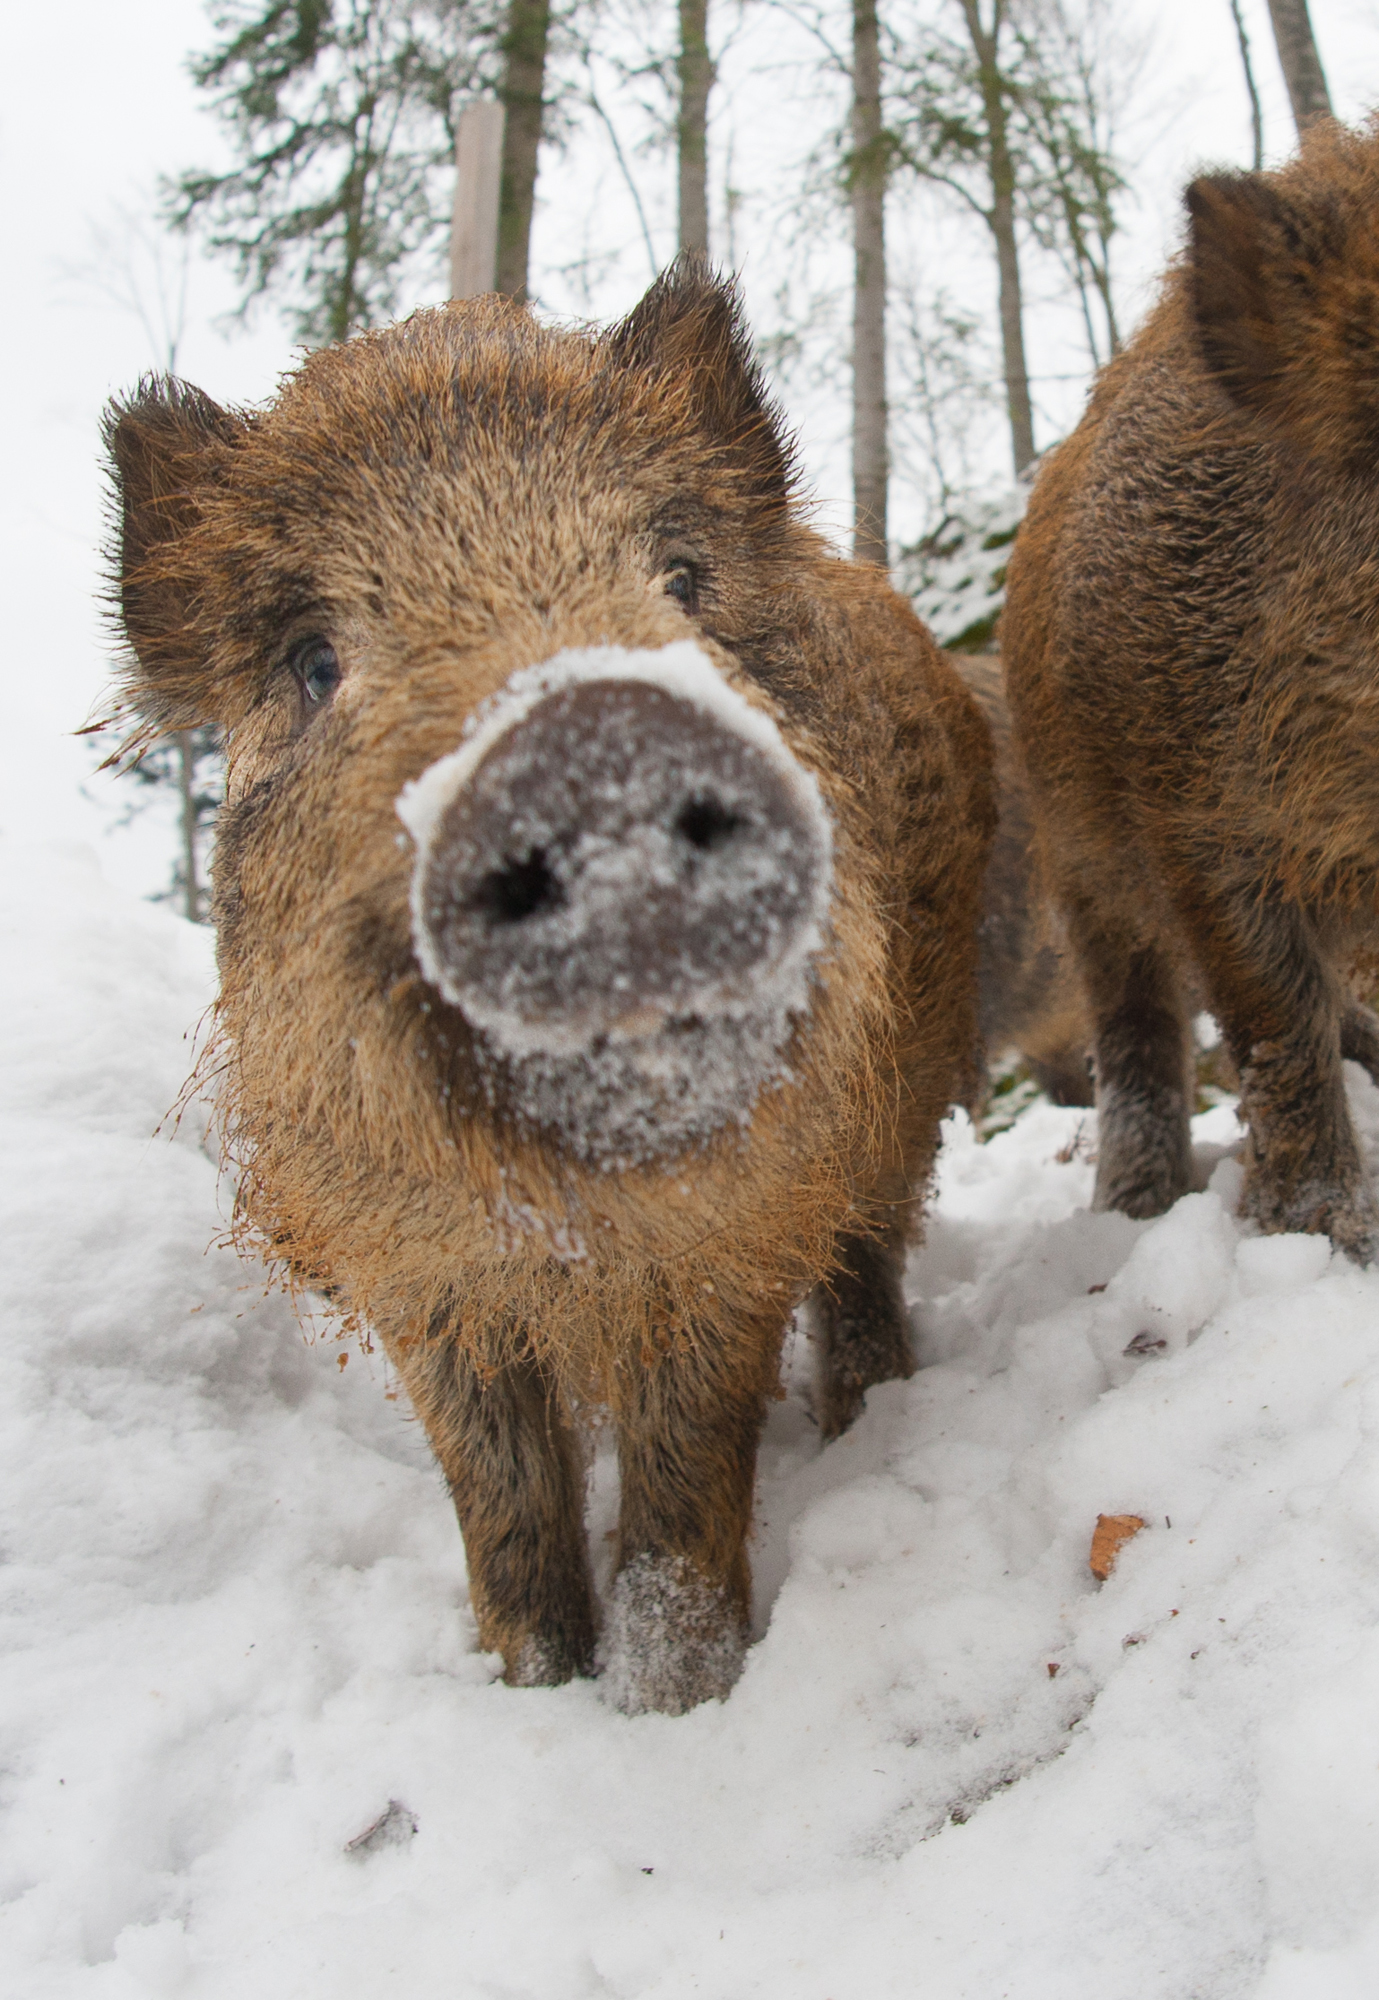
3 0 1377 911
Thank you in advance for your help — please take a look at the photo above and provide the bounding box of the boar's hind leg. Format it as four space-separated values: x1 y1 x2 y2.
395 1333 596 1686
606 1324 782 1716
1072 906 1193 1221
813 1228 914 1442
1195 897 1378 1261
1340 998 1379 1087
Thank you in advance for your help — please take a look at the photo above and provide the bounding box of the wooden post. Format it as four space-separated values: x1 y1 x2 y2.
451 100 506 299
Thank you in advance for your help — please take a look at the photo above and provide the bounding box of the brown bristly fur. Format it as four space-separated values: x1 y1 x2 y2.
105 260 993 1710
1004 117 1379 1257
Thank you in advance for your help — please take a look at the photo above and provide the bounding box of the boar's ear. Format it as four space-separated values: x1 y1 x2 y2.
1185 170 1379 472
103 376 246 730
605 254 793 504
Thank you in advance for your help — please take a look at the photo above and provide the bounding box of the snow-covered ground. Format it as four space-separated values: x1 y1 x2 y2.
5 836 1379 1999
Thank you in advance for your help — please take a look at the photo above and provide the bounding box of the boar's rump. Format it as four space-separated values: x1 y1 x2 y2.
1004 117 1379 1260
104 257 993 1712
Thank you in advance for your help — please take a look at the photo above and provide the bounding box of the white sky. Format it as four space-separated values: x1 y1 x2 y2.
4 0 1378 895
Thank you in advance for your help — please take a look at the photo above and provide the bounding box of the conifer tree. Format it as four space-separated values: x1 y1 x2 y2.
172 0 493 344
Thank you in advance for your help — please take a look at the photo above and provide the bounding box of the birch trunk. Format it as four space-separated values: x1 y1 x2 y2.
1265 0 1333 135
960 0 1035 476
495 0 551 300
851 0 888 568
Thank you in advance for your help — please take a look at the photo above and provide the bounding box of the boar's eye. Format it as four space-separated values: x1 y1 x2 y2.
664 562 700 614
290 636 341 707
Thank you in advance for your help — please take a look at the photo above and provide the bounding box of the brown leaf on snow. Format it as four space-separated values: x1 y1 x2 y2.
1089 1513 1146 1581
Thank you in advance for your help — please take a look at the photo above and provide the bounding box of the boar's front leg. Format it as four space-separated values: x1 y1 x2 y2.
813 1227 914 1441
393 1331 596 1686
1186 890 1378 1260
606 1320 783 1715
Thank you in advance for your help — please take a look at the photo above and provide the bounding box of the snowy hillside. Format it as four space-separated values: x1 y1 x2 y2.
894 487 1025 654
6 839 1379 1999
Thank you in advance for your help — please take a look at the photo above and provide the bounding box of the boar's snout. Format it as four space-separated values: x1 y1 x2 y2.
398 643 832 1059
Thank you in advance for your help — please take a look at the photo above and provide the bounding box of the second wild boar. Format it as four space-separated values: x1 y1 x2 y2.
1004 120 1379 1259
104 259 994 1712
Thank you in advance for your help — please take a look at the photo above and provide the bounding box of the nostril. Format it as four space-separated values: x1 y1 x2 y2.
470 847 564 925
675 796 744 852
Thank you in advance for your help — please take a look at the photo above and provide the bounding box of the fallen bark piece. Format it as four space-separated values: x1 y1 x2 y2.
1090 1513 1146 1581
345 1799 418 1855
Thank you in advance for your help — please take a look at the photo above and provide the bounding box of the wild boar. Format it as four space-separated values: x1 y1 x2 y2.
1003 120 1379 1257
105 258 993 1713
950 654 1092 1108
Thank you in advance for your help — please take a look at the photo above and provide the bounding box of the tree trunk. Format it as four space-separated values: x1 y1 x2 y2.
495 0 551 300
175 732 201 924
851 0 888 568
1266 0 1332 136
1229 0 1265 170
960 0 1035 476
677 0 714 256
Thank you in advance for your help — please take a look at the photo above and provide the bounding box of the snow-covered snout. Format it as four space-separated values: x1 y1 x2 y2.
398 644 833 1063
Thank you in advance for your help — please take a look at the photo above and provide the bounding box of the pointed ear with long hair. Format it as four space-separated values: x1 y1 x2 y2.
103 376 247 733
604 254 794 507
1186 166 1379 474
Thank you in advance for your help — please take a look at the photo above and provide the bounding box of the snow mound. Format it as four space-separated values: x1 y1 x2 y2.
6 840 1379 1997
895 486 1026 653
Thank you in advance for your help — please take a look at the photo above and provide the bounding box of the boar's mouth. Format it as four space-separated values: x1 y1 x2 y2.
468 1011 813 1169
397 642 833 1165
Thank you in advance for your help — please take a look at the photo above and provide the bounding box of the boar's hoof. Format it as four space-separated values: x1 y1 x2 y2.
600 1554 747 1716
504 1631 593 1689
399 643 832 1059
811 1233 914 1441
1090 1084 1192 1222
1242 1172 1378 1266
